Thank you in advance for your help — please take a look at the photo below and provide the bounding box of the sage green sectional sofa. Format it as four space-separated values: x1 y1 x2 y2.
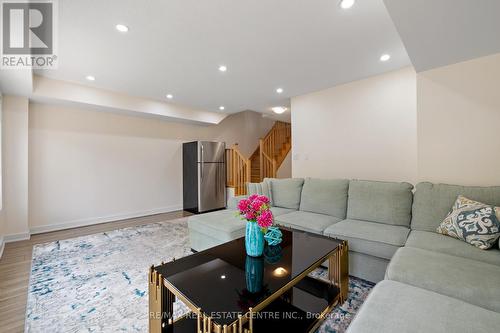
188 177 412 282
347 280 500 333
323 180 413 282
347 182 500 333
187 178 500 332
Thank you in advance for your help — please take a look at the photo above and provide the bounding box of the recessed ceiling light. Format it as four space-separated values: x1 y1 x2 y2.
271 106 288 114
219 106 225 111
276 88 284 94
380 54 391 62
166 94 173 99
339 0 355 9
86 75 95 81
115 24 129 32
220 275 226 279
218 65 227 72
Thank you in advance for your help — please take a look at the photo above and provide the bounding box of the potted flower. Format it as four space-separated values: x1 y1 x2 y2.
237 194 273 257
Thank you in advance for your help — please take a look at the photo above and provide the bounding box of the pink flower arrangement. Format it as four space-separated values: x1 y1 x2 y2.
238 194 274 232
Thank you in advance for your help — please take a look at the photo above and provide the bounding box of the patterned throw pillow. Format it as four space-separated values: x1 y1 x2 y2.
437 195 500 250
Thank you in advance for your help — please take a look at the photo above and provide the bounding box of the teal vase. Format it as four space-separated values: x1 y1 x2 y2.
245 221 265 257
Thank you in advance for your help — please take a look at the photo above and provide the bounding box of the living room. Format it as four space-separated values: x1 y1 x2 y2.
1 0 499 332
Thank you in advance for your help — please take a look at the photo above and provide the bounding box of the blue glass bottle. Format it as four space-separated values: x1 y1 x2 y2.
245 221 265 257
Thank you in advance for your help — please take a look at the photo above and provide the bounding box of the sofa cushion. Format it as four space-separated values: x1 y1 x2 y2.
247 182 263 196
270 206 296 217
347 180 413 227
412 182 500 232
275 211 341 234
386 247 500 312
247 181 272 202
405 230 500 266
189 229 227 252
346 280 500 333
323 219 409 260
227 195 247 210
299 178 349 218
262 178 273 204
269 178 304 209
187 209 245 241
436 195 500 249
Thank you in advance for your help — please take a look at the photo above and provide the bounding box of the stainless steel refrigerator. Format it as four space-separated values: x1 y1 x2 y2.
183 141 226 213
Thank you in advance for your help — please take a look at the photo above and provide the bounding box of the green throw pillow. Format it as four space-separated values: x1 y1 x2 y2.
437 195 500 250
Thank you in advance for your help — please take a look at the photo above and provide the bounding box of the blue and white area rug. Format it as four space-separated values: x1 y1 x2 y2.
26 218 374 332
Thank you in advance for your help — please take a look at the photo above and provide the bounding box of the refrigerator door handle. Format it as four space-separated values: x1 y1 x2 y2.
200 143 204 182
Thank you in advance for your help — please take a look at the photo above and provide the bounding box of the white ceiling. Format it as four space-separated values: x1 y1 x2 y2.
384 0 500 72
35 0 411 115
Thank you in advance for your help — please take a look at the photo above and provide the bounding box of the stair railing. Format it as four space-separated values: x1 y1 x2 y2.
259 121 291 180
259 147 277 179
226 144 251 196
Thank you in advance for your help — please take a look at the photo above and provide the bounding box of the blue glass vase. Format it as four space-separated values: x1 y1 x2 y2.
245 221 265 257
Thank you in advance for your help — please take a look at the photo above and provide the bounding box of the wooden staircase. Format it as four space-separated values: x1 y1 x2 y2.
250 149 261 183
226 121 291 195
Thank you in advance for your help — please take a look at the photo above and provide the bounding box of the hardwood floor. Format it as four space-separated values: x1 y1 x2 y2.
0 211 192 333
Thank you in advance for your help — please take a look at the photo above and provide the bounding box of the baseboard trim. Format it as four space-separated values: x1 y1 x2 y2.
4 232 31 243
29 205 184 235
0 236 4 259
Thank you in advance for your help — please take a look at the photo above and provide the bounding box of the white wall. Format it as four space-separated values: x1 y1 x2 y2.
208 111 275 158
0 94 3 257
28 104 274 233
276 151 292 178
417 53 500 186
2 96 29 240
291 67 417 183
0 94 2 211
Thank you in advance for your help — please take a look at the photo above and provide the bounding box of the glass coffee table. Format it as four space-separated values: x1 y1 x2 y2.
149 228 348 333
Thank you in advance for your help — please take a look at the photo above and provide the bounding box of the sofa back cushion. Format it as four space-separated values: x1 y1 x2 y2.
412 182 500 232
299 178 349 218
270 178 304 209
247 181 272 200
347 180 414 227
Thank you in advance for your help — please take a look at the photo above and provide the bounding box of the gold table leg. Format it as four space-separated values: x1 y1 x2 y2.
328 241 349 303
149 267 174 333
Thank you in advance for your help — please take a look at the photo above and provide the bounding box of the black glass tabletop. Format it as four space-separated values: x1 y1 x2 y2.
154 228 342 327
